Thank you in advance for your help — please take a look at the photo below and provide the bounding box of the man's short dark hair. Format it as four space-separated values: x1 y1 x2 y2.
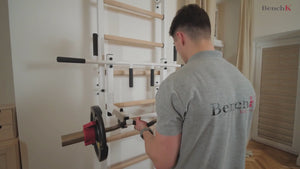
169 4 211 40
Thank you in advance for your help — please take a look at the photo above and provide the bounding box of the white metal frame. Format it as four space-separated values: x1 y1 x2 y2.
94 0 179 119
97 0 174 167
156 0 168 82
252 31 300 156
96 0 106 116
105 54 115 116
93 1 181 167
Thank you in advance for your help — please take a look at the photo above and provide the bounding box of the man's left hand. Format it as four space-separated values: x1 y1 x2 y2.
134 117 148 131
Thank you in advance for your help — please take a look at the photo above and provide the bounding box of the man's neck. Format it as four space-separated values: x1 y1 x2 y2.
186 39 215 61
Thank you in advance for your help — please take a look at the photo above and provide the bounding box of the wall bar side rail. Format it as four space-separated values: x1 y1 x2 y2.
104 0 164 19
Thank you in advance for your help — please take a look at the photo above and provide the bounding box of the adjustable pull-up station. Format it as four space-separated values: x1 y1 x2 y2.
58 0 180 167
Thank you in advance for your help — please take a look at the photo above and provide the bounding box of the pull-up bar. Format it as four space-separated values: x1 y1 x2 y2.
104 0 164 20
57 56 180 87
57 57 180 68
104 34 164 48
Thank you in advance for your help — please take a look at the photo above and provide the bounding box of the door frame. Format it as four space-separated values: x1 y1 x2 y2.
251 30 300 156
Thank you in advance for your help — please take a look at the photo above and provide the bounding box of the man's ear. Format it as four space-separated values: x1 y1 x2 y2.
176 32 185 46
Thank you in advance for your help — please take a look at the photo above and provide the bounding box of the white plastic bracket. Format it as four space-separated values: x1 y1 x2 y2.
105 54 114 116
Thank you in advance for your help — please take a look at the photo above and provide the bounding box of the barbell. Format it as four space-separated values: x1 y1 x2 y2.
61 106 156 162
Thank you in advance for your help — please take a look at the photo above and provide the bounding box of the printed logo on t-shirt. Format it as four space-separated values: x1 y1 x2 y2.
211 96 255 116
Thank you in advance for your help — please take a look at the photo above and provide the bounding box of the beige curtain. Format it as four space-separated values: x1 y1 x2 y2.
236 0 254 82
236 0 255 147
185 0 216 42
185 0 205 9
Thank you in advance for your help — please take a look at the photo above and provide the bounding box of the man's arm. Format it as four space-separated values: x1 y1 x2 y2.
135 118 181 169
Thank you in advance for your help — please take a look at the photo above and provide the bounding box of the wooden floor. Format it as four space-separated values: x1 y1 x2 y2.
246 140 300 169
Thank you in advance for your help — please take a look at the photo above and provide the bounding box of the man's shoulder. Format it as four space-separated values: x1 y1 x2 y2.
160 65 193 87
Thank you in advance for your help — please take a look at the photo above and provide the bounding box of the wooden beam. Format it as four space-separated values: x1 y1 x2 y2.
114 99 155 108
107 130 139 142
104 34 164 48
61 131 85 146
129 112 157 120
104 0 164 20
61 129 140 146
109 154 149 169
62 123 158 146
114 69 160 76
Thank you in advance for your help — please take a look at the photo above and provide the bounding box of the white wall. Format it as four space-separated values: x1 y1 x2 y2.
220 0 300 65
0 0 15 105
8 0 178 169
253 0 300 38
252 0 300 160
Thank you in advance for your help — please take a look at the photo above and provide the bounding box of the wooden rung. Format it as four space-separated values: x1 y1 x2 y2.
114 99 155 108
114 70 160 76
104 34 164 48
108 125 154 142
61 131 85 147
104 0 164 20
129 112 157 119
62 123 156 146
107 130 139 142
109 154 149 169
62 129 140 146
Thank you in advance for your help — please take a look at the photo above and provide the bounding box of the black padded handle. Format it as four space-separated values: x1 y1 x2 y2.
129 68 133 88
146 119 157 127
173 46 177 61
57 57 86 63
150 69 154 86
93 33 98 56
132 119 157 127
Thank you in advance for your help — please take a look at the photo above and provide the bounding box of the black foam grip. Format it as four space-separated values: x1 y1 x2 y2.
150 69 154 86
173 46 177 61
147 119 157 127
129 68 133 88
132 119 157 127
57 57 86 63
93 33 98 56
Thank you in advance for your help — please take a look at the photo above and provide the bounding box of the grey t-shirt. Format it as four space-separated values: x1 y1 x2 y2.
156 51 255 169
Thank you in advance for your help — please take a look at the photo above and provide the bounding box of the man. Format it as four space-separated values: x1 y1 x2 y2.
134 4 255 169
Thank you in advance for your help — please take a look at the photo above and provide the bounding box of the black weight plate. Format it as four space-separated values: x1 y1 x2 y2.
90 106 108 162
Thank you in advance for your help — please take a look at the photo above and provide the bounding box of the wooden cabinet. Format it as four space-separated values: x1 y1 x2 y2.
0 105 20 169
0 139 20 169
